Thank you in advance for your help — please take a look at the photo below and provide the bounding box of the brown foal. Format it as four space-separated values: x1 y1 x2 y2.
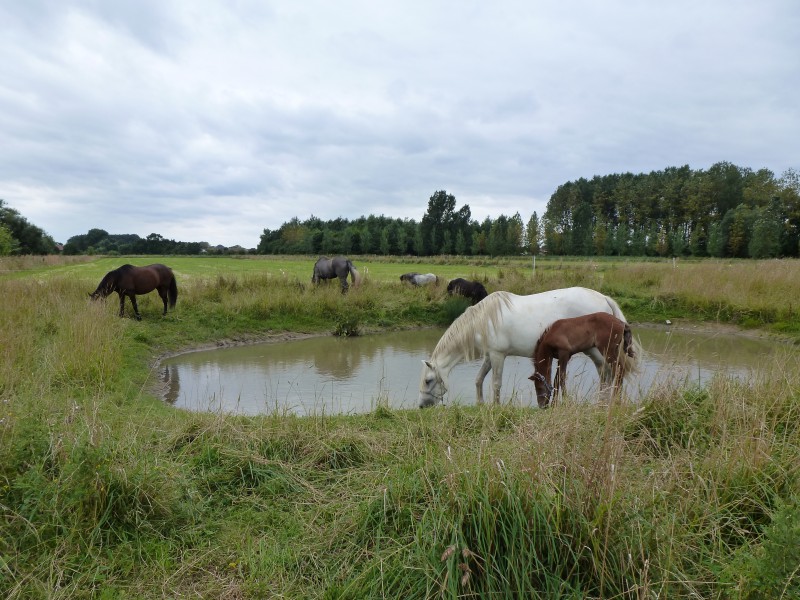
529 312 634 407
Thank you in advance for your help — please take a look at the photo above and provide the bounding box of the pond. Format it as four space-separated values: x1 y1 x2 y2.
159 325 785 416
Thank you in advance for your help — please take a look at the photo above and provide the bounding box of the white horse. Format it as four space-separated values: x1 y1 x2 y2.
418 287 641 407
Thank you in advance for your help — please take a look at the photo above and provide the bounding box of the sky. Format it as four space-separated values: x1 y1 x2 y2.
1 1 798 248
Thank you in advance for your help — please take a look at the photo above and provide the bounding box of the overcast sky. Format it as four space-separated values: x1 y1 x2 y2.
1 1 798 247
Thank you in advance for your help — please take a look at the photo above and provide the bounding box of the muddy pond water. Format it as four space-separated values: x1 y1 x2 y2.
159 326 786 416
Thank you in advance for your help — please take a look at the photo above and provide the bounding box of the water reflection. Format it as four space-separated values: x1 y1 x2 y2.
159 326 785 416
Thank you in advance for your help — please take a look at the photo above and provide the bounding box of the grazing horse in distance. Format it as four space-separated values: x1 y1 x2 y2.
89 263 177 321
446 278 488 305
529 312 637 408
400 272 438 286
312 256 361 292
418 287 641 408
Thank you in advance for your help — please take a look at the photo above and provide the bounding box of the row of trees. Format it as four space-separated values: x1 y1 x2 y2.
60 230 248 256
258 164 800 259
4 162 799 259
0 200 58 255
543 163 800 258
257 191 539 257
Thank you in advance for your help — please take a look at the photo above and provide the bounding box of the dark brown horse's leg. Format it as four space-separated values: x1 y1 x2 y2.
158 288 168 315
118 292 126 317
129 294 142 321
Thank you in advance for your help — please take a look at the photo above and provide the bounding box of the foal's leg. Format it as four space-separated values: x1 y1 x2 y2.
612 364 625 399
610 354 626 400
584 347 612 386
553 351 571 402
474 356 491 404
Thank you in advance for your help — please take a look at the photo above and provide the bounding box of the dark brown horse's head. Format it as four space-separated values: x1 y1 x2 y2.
89 286 111 301
89 269 120 300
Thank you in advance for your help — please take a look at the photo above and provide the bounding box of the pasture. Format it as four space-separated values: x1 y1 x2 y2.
1 254 799 599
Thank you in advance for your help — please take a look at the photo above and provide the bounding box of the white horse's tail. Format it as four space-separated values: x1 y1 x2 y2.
605 294 643 373
348 261 362 287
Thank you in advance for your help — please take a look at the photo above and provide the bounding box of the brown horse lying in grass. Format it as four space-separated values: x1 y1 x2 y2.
90 263 177 320
529 312 637 407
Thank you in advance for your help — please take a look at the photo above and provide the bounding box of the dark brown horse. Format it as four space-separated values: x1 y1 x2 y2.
528 312 637 407
446 278 488 305
90 263 177 320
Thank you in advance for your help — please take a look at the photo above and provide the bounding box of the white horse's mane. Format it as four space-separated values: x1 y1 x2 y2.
432 291 514 362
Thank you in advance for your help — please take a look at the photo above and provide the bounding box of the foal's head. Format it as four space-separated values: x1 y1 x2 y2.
528 371 553 408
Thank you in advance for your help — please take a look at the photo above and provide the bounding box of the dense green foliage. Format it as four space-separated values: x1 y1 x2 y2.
61 229 244 255
259 163 800 259
544 163 800 258
0 199 58 255
1 255 799 598
256 190 531 257
9 161 797 260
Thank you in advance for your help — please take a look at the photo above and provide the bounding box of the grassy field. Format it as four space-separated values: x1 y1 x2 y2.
1 255 799 599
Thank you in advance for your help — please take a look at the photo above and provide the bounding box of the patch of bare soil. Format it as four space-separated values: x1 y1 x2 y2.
156 330 325 362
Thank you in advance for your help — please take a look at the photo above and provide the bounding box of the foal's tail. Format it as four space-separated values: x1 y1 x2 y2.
606 294 642 373
347 260 362 287
168 275 178 308
620 323 642 373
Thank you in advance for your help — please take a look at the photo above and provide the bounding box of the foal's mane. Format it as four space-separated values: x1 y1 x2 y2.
534 325 551 351
432 291 513 362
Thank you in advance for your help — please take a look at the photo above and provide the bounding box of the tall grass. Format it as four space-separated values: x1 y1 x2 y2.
1 256 799 598
603 259 800 332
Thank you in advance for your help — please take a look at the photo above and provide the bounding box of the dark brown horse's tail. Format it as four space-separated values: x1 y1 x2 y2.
168 274 178 308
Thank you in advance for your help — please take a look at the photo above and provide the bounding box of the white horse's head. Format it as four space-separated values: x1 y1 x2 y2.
418 360 447 408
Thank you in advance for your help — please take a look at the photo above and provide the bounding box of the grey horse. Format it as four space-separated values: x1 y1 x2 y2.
312 256 362 292
400 272 438 286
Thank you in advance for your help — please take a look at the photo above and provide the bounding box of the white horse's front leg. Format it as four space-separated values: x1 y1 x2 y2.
490 353 505 404
475 356 491 404
584 347 612 385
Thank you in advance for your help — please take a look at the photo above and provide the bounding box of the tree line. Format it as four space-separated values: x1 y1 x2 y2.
543 162 800 259
0 200 58 255
3 162 798 258
59 230 241 256
257 190 538 257
258 163 800 259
